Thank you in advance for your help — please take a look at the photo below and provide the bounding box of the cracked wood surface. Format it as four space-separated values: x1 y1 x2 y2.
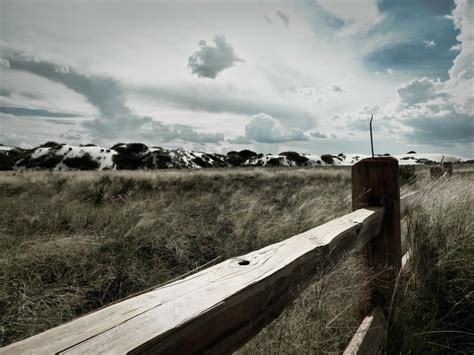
1 207 384 355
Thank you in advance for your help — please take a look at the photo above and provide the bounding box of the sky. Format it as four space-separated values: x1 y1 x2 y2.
0 0 472 157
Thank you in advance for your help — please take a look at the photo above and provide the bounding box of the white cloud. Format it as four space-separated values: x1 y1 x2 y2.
60 129 87 140
0 58 10 68
241 113 309 143
448 0 474 80
450 43 461 51
423 40 436 47
342 0 473 154
188 35 244 79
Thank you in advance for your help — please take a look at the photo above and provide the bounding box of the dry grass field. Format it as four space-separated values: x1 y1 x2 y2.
0 166 472 352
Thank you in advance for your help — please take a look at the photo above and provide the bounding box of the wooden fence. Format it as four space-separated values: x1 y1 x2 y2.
1 157 419 354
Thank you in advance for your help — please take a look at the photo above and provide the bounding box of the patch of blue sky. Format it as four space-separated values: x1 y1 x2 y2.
301 0 345 35
364 0 459 80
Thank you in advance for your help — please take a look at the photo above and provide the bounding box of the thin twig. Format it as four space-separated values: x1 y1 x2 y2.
369 114 374 158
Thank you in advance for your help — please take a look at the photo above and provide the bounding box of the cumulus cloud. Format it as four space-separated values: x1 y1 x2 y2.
229 135 252 144
60 129 87 140
385 1 474 147
348 76 473 146
291 85 345 103
3 52 226 144
0 58 10 68
276 10 290 27
447 0 473 80
188 35 243 79
310 131 327 138
140 122 224 143
242 113 308 143
397 78 448 106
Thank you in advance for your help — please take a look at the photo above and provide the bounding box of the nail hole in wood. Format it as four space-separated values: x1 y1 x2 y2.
238 260 250 266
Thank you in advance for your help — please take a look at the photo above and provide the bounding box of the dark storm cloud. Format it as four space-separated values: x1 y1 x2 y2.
0 105 78 118
188 35 244 79
276 10 290 27
2 52 226 143
404 112 474 144
3 54 133 122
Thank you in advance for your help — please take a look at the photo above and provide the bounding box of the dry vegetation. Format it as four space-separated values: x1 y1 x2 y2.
0 166 472 353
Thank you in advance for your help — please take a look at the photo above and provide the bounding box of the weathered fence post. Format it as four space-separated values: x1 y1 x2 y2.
352 157 401 315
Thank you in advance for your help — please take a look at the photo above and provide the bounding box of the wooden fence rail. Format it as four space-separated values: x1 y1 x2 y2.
0 158 419 355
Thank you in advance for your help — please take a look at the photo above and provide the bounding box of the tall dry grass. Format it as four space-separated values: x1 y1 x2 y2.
0 168 355 347
0 166 472 353
386 177 474 353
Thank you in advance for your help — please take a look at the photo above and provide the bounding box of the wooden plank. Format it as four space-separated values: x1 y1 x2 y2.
343 307 386 355
400 191 419 218
1 207 384 355
352 157 401 313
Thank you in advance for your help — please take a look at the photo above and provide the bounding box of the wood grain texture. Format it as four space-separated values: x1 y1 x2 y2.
1 208 384 355
352 157 401 311
343 307 386 355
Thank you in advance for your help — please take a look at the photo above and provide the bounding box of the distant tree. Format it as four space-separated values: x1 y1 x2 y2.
63 153 100 170
266 158 282 166
227 150 257 166
239 149 257 160
320 154 334 164
112 143 148 154
279 151 309 165
0 152 16 170
39 141 63 149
